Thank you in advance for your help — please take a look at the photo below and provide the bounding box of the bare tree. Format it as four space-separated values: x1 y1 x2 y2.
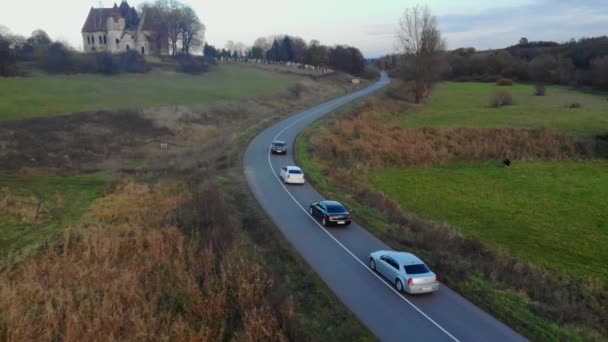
178 5 204 55
253 37 270 52
166 3 182 55
397 4 446 103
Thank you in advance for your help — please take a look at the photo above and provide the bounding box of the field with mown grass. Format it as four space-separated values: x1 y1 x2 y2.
0 64 298 121
0 173 108 257
369 161 608 283
399 82 608 135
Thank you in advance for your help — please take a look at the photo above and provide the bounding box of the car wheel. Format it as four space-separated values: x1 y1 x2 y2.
322 217 327 226
309 207 314 216
396 279 404 292
369 258 376 271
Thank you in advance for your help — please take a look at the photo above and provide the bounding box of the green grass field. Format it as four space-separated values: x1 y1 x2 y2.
369 161 608 282
399 82 608 135
0 173 108 257
0 64 298 121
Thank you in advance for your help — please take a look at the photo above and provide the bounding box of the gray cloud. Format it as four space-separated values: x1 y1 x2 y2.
439 0 608 49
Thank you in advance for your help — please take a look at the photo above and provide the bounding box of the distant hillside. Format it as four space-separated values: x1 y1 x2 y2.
380 36 608 90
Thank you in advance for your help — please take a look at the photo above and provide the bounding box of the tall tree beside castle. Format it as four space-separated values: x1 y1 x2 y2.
81 0 204 56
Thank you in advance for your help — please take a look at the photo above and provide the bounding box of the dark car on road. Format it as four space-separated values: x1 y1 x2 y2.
271 140 288 154
309 200 352 226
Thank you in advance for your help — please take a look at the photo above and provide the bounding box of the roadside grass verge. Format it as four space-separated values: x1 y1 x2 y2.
0 173 108 258
294 92 608 340
0 64 297 121
296 127 600 340
399 82 608 135
369 161 608 283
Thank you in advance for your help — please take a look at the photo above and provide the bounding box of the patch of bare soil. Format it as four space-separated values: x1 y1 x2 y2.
0 110 171 172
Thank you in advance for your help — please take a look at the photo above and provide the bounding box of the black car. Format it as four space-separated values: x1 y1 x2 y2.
309 200 352 226
271 140 287 154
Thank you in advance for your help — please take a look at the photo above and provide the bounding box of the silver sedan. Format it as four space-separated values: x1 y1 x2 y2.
369 250 439 294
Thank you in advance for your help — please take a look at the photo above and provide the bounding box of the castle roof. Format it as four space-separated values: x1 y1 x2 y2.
81 1 140 33
82 8 119 32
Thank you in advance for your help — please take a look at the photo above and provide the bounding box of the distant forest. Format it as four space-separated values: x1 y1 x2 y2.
381 37 608 90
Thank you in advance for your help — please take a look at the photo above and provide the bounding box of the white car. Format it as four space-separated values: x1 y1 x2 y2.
280 166 305 184
369 250 439 294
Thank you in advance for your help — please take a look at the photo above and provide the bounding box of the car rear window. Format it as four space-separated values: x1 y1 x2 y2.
326 205 346 213
404 264 430 274
273 142 286 147
289 170 303 174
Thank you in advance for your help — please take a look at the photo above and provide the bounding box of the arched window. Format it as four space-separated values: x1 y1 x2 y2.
99 36 102 44
116 38 119 45
87 36 90 45
104 36 107 44
141 47 145 55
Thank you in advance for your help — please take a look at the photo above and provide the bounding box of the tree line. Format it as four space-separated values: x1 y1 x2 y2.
442 36 608 89
203 35 369 77
382 30 608 92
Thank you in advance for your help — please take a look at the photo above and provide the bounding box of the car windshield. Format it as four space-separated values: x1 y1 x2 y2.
289 170 303 174
404 264 430 274
273 142 286 147
326 204 346 213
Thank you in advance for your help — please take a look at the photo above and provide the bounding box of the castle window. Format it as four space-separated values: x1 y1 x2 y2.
116 38 119 45
104 36 107 44
87 36 90 45
99 36 102 44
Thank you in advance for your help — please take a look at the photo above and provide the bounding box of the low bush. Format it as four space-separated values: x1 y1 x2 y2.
41 42 73 73
120 50 151 73
490 90 514 107
175 54 208 74
96 52 117 75
361 65 381 80
496 78 514 86
288 83 307 98
0 36 19 77
39 44 150 75
565 102 582 109
535 83 546 96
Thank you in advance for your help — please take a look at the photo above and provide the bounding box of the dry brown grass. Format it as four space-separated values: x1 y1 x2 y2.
0 187 62 224
0 72 369 341
311 96 594 169
0 180 291 341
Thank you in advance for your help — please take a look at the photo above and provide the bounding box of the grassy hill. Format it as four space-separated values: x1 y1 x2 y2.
399 82 608 135
0 64 297 121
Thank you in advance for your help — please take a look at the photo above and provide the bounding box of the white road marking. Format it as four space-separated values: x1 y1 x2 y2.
264 81 460 342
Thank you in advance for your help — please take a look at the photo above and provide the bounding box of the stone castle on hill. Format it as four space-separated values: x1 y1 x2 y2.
81 0 168 55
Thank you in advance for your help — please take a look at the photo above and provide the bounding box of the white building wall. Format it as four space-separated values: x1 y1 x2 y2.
82 31 108 53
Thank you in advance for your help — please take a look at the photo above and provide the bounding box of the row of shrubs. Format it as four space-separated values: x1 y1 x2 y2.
41 43 209 75
41 43 150 74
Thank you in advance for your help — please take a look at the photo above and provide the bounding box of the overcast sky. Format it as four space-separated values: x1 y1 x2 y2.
1 0 606 57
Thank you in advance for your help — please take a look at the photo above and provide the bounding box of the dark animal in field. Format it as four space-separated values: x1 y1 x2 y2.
503 159 511 167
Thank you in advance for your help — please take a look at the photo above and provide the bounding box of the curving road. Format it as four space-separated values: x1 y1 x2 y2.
244 73 526 342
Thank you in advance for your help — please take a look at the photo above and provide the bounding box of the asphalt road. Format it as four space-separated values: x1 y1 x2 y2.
244 73 526 342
